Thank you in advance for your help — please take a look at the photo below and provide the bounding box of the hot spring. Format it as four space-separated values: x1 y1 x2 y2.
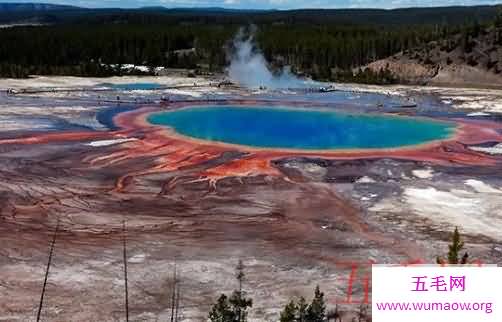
100 83 163 90
147 105 455 150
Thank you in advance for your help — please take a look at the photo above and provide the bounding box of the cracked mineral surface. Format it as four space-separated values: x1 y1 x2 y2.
1 76 502 321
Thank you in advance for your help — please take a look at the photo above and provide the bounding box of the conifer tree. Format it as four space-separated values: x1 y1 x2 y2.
306 286 326 322
448 227 465 264
208 260 252 322
279 300 298 322
229 290 252 322
297 297 308 322
437 227 469 264
209 294 234 322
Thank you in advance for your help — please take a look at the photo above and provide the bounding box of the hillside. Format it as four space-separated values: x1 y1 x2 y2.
0 2 80 24
366 22 502 87
0 4 499 25
1 3 502 85
0 3 79 11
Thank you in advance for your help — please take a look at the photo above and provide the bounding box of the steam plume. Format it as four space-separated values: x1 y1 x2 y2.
227 27 309 89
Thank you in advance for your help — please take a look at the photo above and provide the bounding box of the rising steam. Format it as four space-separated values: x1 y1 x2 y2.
227 27 309 89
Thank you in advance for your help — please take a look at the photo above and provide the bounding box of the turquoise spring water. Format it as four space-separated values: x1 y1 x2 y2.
147 105 455 150
101 83 163 90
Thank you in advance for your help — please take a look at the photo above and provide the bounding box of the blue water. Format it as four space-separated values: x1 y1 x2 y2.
96 105 136 130
100 83 163 91
148 105 455 150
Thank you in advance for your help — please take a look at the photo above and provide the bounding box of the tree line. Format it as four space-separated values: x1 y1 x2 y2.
206 227 469 322
0 7 500 82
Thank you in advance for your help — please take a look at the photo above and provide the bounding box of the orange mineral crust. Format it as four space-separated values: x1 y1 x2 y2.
2 99 502 322
114 100 502 177
2 100 502 192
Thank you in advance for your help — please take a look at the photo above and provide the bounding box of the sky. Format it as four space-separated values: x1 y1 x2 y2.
3 0 502 10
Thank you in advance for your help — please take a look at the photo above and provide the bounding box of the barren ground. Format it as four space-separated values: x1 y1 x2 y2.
1 76 502 321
